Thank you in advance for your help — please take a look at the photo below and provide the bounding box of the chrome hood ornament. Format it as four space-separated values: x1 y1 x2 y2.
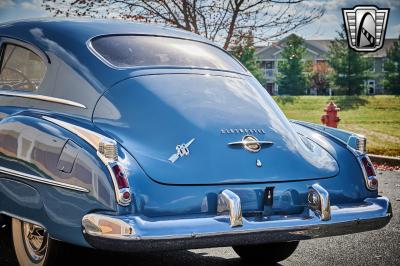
168 138 195 163
228 135 273 153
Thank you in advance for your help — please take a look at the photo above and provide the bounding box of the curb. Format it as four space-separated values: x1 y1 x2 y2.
368 154 400 166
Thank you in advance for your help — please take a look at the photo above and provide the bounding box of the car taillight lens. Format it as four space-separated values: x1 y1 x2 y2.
111 164 132 204
112 164 129 189
360 155 378 190
361 156 376 176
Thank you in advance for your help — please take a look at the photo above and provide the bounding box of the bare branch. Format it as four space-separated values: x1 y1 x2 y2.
42 0 325 49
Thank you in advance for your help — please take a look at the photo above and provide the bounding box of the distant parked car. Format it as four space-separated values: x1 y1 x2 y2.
0 19 392 265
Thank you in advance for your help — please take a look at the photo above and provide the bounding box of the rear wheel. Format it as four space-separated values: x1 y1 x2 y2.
12 218 63 266
233 241 299 264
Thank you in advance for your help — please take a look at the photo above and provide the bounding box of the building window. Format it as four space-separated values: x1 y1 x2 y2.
369 59 375 72
382 58 388 72
365 79 375 95
265 61 275 78
265 61 275 69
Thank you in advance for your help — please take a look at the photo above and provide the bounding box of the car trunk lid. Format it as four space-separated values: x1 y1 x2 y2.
93 74 338 185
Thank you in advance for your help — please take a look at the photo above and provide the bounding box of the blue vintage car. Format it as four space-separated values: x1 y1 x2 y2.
0 19 392 265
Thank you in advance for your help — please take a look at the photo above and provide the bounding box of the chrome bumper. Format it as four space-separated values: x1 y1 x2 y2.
82 195 392 252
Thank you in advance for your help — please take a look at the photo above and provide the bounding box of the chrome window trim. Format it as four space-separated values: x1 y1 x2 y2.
0 166 89 193
86 34 249 75
0 37 50 64
0 90 87 109
0 41 48 92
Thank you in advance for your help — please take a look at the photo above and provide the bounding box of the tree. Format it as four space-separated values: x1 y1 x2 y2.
231 32 265 84
310 60 331 95
276 34 309 95
383 35 400 95
43 0 324 50
328 25 372 95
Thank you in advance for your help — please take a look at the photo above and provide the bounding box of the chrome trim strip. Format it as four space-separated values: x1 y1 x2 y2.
0 166 89 193
228 140 274 146
42 116 102 150
0 90 87 109
217 189 243 227
228 135 273 153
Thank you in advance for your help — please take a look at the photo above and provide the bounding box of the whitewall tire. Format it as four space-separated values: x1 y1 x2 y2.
12 218 61 266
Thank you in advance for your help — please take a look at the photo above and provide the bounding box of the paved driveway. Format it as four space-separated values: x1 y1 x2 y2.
1 171 399 265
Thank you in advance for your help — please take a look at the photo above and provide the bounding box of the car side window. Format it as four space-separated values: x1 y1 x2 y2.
0 44 46 92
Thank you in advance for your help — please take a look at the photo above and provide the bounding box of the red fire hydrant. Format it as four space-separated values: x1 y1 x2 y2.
321 101 340 128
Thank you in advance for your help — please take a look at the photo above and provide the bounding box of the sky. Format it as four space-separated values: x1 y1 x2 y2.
0 0 399 40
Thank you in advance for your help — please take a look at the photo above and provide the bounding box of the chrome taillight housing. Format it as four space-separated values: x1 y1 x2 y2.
359 155 378 191
111 163 131 204
347 135 376 190
43 116 132 207
97 139 132 205
99 139 118 161
347 134 367 153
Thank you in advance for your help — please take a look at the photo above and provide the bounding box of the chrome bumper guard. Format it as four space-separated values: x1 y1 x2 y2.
82 187 392 252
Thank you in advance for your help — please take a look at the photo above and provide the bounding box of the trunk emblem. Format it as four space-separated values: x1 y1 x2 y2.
228 135 273 153
168 138 195 163
221 128 266 134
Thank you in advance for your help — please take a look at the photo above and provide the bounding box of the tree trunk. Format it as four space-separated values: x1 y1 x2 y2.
223 0 243 50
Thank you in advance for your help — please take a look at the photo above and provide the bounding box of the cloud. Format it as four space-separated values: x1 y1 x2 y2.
392 24 400 36
0 0 16 8
302 0 350 10
20 0 42 10
303 0 399 11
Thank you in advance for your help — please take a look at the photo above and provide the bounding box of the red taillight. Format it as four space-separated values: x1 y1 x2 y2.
369 177 378 187
361 156 376 177
122 191 131 200
360 155 378 190
112 164 129 189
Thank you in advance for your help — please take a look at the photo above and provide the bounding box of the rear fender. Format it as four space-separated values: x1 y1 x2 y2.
0 114 119 247
290 121 378 199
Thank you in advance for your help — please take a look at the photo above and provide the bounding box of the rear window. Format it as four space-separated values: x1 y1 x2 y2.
90 35 245 73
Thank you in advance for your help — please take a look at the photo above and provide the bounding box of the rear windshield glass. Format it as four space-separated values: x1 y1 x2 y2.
90 35 245 73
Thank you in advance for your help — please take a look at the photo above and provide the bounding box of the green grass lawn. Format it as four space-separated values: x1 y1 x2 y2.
273 95 400 157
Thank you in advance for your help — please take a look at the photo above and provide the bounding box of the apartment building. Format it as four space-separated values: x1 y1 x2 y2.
255 34 397 95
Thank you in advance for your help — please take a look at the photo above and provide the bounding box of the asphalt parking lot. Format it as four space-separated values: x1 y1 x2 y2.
1 171 399 265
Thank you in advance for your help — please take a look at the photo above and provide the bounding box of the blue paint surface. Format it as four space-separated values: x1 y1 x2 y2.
0 20 382 248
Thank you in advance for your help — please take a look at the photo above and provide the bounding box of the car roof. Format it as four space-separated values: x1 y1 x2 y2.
0 18 209 44
0 18 223 88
